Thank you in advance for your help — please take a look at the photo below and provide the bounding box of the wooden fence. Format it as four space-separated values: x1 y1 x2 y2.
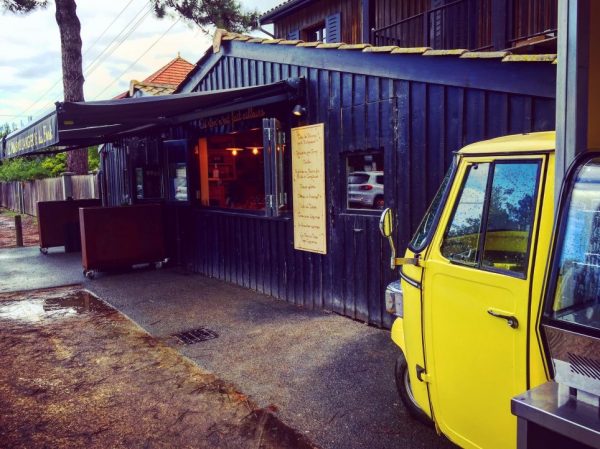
0 174 99 216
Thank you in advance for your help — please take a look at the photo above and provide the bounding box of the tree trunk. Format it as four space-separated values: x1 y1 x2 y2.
55 0 88 174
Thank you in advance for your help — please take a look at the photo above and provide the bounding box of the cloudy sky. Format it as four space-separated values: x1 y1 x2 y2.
0 0 281 128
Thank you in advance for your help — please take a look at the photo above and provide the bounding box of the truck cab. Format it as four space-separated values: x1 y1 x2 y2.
381 132 556 449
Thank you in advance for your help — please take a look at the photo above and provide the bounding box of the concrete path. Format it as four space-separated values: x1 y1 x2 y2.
0 247 84 293
0 247 455 449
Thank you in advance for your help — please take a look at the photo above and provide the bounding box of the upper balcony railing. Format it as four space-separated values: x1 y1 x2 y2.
371 0 556 52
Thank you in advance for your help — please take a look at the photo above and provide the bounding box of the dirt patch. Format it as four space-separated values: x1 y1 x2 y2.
0 208 39 248
0 287 317 449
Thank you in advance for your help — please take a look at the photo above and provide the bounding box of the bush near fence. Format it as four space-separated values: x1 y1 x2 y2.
0 175 99 216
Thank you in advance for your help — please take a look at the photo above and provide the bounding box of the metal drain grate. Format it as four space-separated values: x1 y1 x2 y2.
172 327 219 345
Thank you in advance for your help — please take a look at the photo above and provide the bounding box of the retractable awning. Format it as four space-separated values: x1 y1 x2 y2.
1 78 303 159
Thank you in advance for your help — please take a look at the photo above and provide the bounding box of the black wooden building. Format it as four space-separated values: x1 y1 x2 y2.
98 33 556 328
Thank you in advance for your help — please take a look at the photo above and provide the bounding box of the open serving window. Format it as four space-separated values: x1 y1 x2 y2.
197 117 288 216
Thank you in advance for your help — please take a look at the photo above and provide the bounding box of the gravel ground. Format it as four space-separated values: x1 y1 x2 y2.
0 208 39 248
0 286 316 449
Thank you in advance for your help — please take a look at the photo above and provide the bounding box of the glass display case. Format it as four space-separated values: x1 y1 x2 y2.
543 155 600 397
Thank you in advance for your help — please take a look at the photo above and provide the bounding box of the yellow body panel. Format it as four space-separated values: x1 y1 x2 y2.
394 132 555 449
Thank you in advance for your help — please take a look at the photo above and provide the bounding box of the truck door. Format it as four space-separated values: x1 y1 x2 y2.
421 156 546 449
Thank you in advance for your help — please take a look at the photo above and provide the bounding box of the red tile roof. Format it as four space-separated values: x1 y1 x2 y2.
143 56 195 86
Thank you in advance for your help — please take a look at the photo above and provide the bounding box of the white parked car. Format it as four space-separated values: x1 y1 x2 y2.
348 171 384 209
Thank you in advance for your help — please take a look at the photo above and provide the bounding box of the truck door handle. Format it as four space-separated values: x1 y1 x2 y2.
487 309 519 329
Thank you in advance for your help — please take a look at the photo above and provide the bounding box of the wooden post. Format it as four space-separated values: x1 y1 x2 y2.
14 215 23 247
555 0 600 204
61 171 74 200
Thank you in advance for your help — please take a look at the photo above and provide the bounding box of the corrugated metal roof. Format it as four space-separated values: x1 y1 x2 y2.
259 0 313 23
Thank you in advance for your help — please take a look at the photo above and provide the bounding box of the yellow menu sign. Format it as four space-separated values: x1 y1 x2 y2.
291 123 327 254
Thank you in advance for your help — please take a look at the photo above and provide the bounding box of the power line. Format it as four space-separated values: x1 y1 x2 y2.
93 18 181 100
20 1 152 118
82 0 138 59
83 4 153 80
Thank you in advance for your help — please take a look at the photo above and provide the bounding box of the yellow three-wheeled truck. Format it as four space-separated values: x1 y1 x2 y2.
381 131 600 449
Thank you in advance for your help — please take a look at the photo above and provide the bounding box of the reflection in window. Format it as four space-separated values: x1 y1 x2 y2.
135 167 163 200
441 163 489 265
346 152 384 210
131 138 163 200
410 160 455 250
551 158 600 331
165 140 188 202
482 162 539 275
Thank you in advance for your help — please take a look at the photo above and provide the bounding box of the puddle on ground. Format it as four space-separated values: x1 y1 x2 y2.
0 290 111 323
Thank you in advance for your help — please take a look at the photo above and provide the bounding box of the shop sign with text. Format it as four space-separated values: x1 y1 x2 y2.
291 123 327 254
4 113 58 158
198 107 266 130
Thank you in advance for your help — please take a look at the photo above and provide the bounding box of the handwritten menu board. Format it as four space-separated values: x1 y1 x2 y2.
291 123 327 254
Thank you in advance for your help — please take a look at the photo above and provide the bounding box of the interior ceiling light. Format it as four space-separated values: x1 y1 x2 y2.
246 146 263 155
225 147 244 156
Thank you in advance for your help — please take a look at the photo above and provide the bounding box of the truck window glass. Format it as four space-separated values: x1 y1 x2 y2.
482 162 540 275
550 157 600 331
441 163 490 266
409 160 455 251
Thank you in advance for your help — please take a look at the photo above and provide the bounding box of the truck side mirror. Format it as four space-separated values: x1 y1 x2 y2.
379 208 397 270
379 207 394 237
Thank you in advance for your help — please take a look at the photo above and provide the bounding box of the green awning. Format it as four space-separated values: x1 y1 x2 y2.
1 78 302 159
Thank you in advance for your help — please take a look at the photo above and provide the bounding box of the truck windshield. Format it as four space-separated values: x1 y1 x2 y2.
548 156 600 332
409 159 456 251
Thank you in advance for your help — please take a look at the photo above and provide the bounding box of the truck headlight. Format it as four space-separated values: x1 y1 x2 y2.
385 280 403 317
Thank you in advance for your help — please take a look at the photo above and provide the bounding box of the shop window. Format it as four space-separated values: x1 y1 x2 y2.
200 128 266 211
165 140 189 202
346 152 385 211
131 138 163 200
303 22 327 42
198 119 288 216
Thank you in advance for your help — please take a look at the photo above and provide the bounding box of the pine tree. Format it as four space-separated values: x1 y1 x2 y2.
2 0 258 173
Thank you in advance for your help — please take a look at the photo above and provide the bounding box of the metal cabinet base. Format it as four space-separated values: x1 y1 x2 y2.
79 204 166 274
512 381 600 449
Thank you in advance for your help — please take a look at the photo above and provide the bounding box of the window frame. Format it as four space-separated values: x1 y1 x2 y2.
440 158 543 279
302 21 327 42
543 152 600 338
196 117 291 218
343 149 385 215
164 139 191 204
408 157 457 253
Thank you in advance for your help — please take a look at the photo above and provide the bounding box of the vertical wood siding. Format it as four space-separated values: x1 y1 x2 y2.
510 0 557 44
183 49 555 328
274 0 361 43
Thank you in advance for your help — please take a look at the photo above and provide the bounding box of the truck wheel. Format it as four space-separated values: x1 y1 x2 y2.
395 353 433 427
